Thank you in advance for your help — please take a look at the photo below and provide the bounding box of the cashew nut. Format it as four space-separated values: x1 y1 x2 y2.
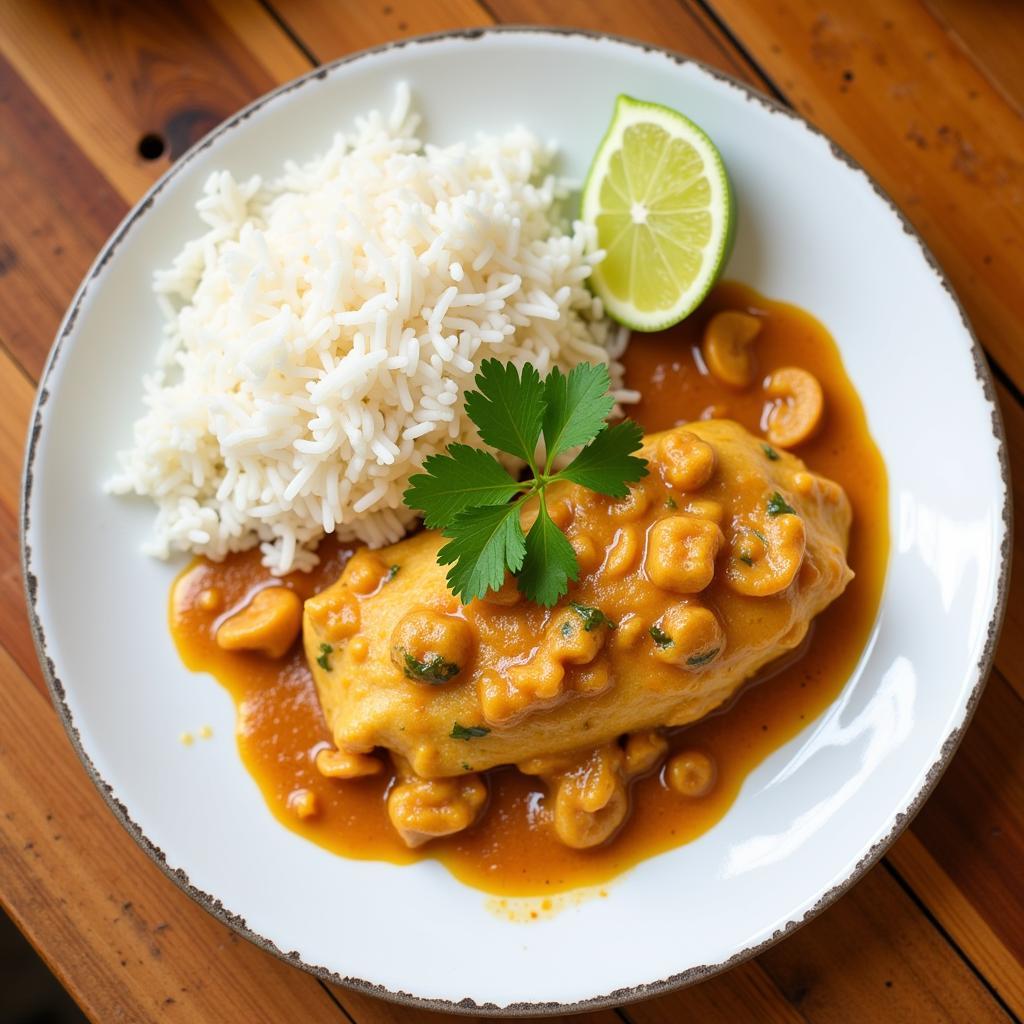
528 733 669 849
764 366 824 448
650 602 725 668
386 761 488 848
702 310 762 388
343 550 390 595
287 788 319 819
725 511 806 597
623 730 669 776
550 745 628 849
657 430 717 491
571 532 603 575
305 585 361 641
604 524 643 577
666 750 716 797
315 747 384 780
390 608 474 684
216 587 302 658
645 515 724 594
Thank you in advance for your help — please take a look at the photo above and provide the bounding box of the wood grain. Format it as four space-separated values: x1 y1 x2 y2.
0 0 299 203
483 0 765 82
755 864 1010 1024
925 0 1024 115
909 668 1024 997
889 827 1024 1016
0 55 126 380
271 0 491 62
0 1 1022 1021
0 343 44 692
627 962 805 1024
701 0 1024 398
0 645 349 1022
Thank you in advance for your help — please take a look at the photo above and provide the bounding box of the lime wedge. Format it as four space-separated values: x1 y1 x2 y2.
582 95 735 332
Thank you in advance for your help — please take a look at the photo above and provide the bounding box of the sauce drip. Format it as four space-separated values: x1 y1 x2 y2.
170 282 888 896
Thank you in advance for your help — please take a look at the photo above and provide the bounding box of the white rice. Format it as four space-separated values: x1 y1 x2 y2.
109 85 633 574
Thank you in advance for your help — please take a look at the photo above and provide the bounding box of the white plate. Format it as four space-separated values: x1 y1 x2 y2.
22 28 1010 1015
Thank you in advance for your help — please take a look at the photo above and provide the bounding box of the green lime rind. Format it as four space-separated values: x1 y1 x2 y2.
582 94 735 332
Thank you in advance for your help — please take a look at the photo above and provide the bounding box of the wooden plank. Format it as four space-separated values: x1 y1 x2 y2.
889 826 1024 1017
0 645 348 1023
756 863 1010 1023
484 0 767 83
700 0 1024 400
0 55 127 380
0 1 306 204
0 346 44 693
628 962 806 1024
925 0 1024 115
209 0 314 84
906 668 1024 1003
269 0 491 63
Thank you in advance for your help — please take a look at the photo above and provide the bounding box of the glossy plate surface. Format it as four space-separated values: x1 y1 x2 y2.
22 29 1009 1015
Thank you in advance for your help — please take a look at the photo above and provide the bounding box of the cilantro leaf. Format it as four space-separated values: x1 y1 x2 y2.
451 723 490 741
570 603 615 631
437 502 526 603
463 359 544 467
402 651 460 684
517 498 579 606
559 420 648 498
766 491 796 516
649 625 673 648
404 444 522 528
402 358 650 609
542 363 615 466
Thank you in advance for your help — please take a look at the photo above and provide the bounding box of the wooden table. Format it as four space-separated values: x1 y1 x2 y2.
1 2 1021 1020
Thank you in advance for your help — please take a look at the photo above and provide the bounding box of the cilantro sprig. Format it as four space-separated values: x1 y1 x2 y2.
404 360 648 606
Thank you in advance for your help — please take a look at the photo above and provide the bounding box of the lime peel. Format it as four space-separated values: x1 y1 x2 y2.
582 94 735 332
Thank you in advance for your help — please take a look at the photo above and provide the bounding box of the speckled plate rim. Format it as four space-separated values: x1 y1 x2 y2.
20 25 1012 1018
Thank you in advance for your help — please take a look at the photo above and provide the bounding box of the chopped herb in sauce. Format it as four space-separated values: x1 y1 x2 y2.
461 762 472 772
665 496 678 509
385 564 401 582
739 552 754 567
570 602 615 631
762 444 780 461
316 643 333 671
451 722 490 741
649 624 673 648
687 648 720 667
560 621 574 638
752 529 768 543
766 491 796 517
403 651 460 684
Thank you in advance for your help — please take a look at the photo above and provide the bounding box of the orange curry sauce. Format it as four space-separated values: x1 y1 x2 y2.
170 281 888 896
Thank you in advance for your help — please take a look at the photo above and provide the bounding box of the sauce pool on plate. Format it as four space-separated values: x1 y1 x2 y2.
170 281 888 897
